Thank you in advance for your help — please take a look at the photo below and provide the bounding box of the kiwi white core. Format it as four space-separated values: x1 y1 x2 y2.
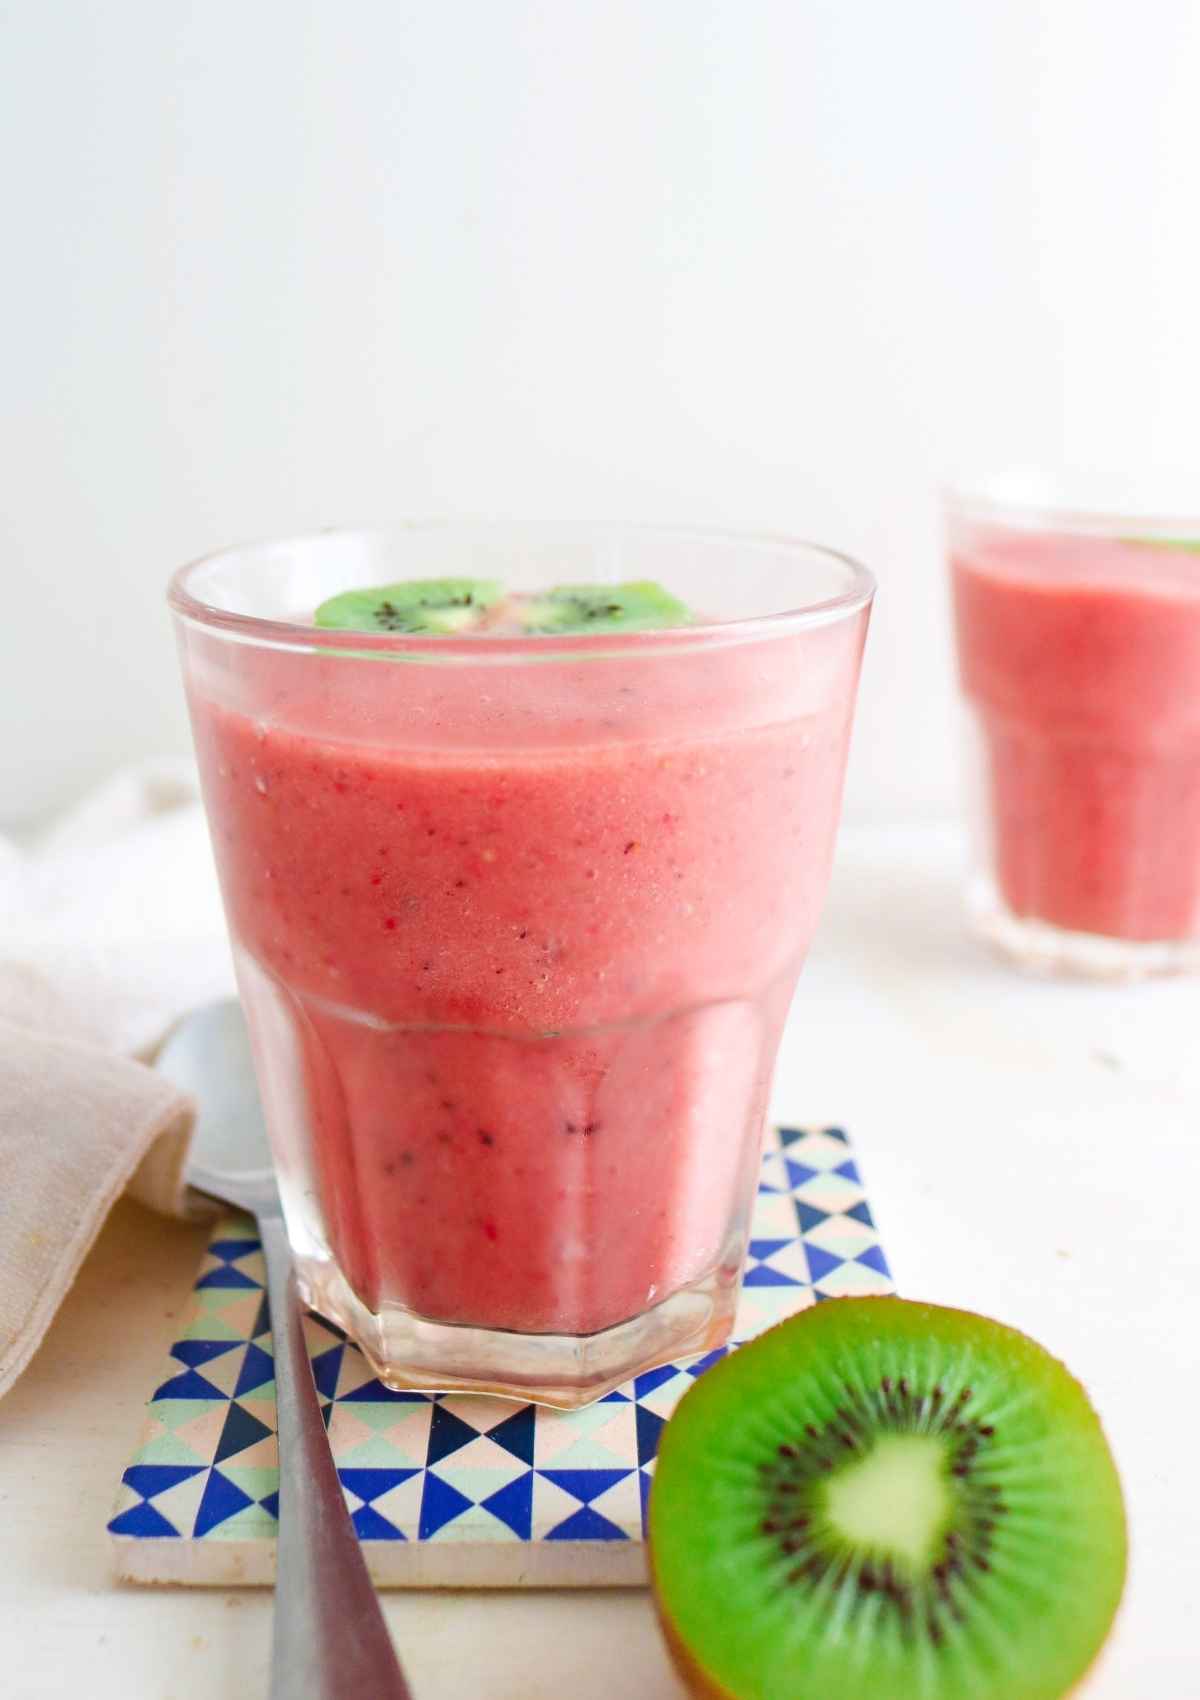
821 1435 951 1567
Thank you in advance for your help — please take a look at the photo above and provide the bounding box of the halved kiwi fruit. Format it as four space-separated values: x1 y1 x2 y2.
312 576 691 635
650 1298 1126 1700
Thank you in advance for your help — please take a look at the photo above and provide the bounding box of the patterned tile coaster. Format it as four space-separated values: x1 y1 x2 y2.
109 1126 892 1588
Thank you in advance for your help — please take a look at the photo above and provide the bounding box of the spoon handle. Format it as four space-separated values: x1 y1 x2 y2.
259 1213 415 1700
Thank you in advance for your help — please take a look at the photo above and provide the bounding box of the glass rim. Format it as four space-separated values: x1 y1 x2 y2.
942 476 1199 536
167 520 875 664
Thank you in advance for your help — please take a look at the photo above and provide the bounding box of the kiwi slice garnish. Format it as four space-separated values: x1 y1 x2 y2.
650 1298 1126 1700
314 577 504 634
312 575 693 636
518 580 691 633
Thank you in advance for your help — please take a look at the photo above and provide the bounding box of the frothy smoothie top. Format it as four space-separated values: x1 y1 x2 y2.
958 528 1200 601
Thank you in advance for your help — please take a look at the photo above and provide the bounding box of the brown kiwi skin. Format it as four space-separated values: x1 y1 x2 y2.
650 1575 734 1700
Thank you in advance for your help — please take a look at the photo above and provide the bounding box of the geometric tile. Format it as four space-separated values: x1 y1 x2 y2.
794 1172 865 1213
802 1215 877 1257
214 1401 272 1464
194 1468 253 1536
480 1471 533 1540
811 1258 895 1299
545 1504 628 1542
110 1125 894 1586
151 1470 210 1537
109 1500 181 1538
419 1472 474 1539
199 1346 255 1401
530 1472 583 1536
371 1473 424 1535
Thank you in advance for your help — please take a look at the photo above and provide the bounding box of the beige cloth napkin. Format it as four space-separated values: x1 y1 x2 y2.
0 760 236 1397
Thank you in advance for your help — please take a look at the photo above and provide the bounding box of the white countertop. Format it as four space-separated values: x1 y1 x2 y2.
2 822 1197 1697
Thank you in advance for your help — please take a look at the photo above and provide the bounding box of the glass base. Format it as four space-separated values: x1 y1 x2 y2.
293 1246 742 1409
968 875 1200 981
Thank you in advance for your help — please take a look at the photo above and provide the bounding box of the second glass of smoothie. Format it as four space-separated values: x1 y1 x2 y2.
949 486 1200 978
171 526 873 1404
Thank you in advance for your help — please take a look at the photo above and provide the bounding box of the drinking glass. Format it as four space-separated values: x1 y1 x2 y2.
171 524 873 1404
948 487 1200 978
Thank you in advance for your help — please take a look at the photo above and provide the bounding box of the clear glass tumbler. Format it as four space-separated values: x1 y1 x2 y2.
948 486 1200 979
170 524 873 1405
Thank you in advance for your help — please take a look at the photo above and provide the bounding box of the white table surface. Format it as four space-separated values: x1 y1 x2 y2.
2 822 1197 1698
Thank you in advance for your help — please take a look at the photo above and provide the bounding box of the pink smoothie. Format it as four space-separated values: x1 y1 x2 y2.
187 624 864 1337
952 527 1200 943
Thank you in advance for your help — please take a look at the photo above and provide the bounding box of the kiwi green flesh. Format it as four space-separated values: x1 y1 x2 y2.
314 578 504 634
520 579 691 633
650 1298 1126 1700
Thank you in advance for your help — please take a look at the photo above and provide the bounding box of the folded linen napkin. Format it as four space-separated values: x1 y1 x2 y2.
0 759 235 1397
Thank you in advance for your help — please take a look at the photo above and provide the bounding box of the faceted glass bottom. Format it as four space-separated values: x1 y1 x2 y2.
968 873 1200 982
294 1241 743 1409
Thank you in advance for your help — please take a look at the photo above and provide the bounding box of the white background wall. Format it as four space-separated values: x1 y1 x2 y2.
2 0 1197 829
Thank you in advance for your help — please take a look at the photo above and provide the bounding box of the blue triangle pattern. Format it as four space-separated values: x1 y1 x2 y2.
340 1378 429 1404
785 1159 817 1188
685 1347 728 1378
339 1468 419 1504
834 1158 861 1183
233 1342 275 1397
635 1404 665 1466
633 1364 679 1400
487 1406 535 1466
209 1239 262 1264
214 1401 273 1463
152 1367 226 1402
194 1469 253 1536
123 1464 204 1499
545 1504 628 1542
196 1266 261 1291
261 1492 279 1519
352 1504 405 1541
855 1244 891 1276
171 1340 240 1368
482 1471 533 1539
638 1467 653 1534
310 1345 344 1401
845 1200 875 1227
744 1265 802 1288
748 1238 792 1261
109 1501 181 1538
795 1200 829 1233
803 1243 844 1284
419 1472 473 1539
777 1127 806 1146
823 1126 849 1143
539 1468 632 1506
427 1405 480 1467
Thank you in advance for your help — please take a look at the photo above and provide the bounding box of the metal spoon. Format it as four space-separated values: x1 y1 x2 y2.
158 999 414 1700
